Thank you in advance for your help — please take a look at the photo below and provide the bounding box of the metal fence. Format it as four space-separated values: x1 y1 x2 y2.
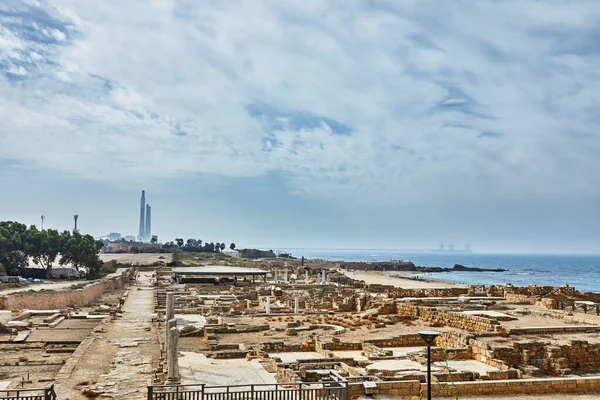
0 384 57 400
148 382 348 400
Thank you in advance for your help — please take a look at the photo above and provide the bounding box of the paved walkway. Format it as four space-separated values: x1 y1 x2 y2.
179 352 276 386
55 272 158 399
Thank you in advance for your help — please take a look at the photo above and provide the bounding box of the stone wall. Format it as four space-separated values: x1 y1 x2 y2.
396 302 500 332
0 273 128 310
505 293 535 304
261 340 315 353
315 337 362 354
386 287 469 298
364 334 424 348
349 376 600 398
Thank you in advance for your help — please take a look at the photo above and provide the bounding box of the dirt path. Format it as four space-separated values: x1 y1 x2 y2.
55 272 158 399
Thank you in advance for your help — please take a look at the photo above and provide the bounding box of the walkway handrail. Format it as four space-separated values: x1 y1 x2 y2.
0 383 56 400
148 381 348 400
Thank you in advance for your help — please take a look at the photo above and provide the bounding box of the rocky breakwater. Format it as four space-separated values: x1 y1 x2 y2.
342 262 507 273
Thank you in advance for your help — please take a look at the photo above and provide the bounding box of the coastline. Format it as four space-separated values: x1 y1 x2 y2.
295 251 600 293
340 269 468 289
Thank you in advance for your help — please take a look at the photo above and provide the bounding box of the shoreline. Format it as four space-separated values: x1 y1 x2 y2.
340 270 468 289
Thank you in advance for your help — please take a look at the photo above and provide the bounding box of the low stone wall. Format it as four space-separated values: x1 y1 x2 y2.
508 326 600 335
261 340 315 353
362 342 392 359
315 338 362 353
435 332 474 349
386 287 469 298
349 376 600 398
432 376 600 397
0 273 128 310
505 293 535 304
396 302 500 332
365 334 424 348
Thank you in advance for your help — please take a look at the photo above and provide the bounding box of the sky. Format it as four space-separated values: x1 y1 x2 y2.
0 0 599 254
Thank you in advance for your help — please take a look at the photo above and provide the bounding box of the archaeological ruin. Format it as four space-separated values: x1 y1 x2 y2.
2 255 600 399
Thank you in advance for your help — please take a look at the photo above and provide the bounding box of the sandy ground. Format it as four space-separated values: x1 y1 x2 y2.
99 253 173 264
0 270 125 296
343 270 467 289
0 280 84 296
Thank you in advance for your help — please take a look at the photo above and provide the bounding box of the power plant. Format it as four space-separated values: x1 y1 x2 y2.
138 190 153 242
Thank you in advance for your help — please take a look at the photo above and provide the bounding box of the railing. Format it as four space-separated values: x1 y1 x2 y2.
148 382 348 400
0 384 57 400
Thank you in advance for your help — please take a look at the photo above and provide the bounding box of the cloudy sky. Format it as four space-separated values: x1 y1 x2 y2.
1 0 599 254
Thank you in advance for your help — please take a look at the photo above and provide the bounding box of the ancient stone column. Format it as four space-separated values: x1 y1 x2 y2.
167 326 180 383
326 274 330 284
294 297 299 314
321 270 326 284
166 292 175 323
165 318 177 359
284 269 289 283
265 297 271 314
274 269 279 284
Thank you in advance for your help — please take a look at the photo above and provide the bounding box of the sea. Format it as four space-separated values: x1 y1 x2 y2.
286 250 600 293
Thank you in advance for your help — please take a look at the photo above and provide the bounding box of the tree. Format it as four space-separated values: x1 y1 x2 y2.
230 243 236 250
0 221 29 275
175 238 184 247
220 243 226 252
150 236 158 244
215 242 221 252
59 232 104 273
28 228 61 271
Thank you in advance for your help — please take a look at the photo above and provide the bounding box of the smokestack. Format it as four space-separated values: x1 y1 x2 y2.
73 214 79 233
138 190 146 241
145 204 152 241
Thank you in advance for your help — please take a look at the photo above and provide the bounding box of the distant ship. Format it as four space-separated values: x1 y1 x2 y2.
437 244 472 252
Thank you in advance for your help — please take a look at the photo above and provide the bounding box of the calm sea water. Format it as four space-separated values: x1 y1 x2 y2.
289 250 600 293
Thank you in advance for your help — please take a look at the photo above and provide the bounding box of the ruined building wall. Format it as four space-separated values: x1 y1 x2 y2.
396 302 500 332
0 273 128 310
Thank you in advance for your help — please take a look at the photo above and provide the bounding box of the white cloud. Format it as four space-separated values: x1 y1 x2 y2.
0 0 599 211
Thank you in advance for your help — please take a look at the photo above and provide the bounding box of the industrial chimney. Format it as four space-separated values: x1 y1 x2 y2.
145 204 152 241
138 190 146 242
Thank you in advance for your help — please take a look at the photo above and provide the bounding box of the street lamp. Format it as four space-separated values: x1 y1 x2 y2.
419 331 440 400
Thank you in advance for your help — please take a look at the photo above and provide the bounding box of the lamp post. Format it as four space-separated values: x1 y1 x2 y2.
418 330 439 400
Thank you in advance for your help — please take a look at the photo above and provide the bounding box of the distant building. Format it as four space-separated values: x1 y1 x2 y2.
108 232 122 241
222 248 241 258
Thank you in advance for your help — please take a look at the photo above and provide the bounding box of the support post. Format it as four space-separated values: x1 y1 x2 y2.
427 343 431 400
294 297 299 314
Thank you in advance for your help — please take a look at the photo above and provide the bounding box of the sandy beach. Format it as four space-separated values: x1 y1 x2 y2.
342 270 467 289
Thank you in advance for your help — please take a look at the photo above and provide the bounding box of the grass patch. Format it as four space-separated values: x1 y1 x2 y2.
96 263 118 278
20 289 55 294
69 283 89 290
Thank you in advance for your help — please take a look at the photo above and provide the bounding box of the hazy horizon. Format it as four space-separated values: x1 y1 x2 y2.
1 1 599 255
